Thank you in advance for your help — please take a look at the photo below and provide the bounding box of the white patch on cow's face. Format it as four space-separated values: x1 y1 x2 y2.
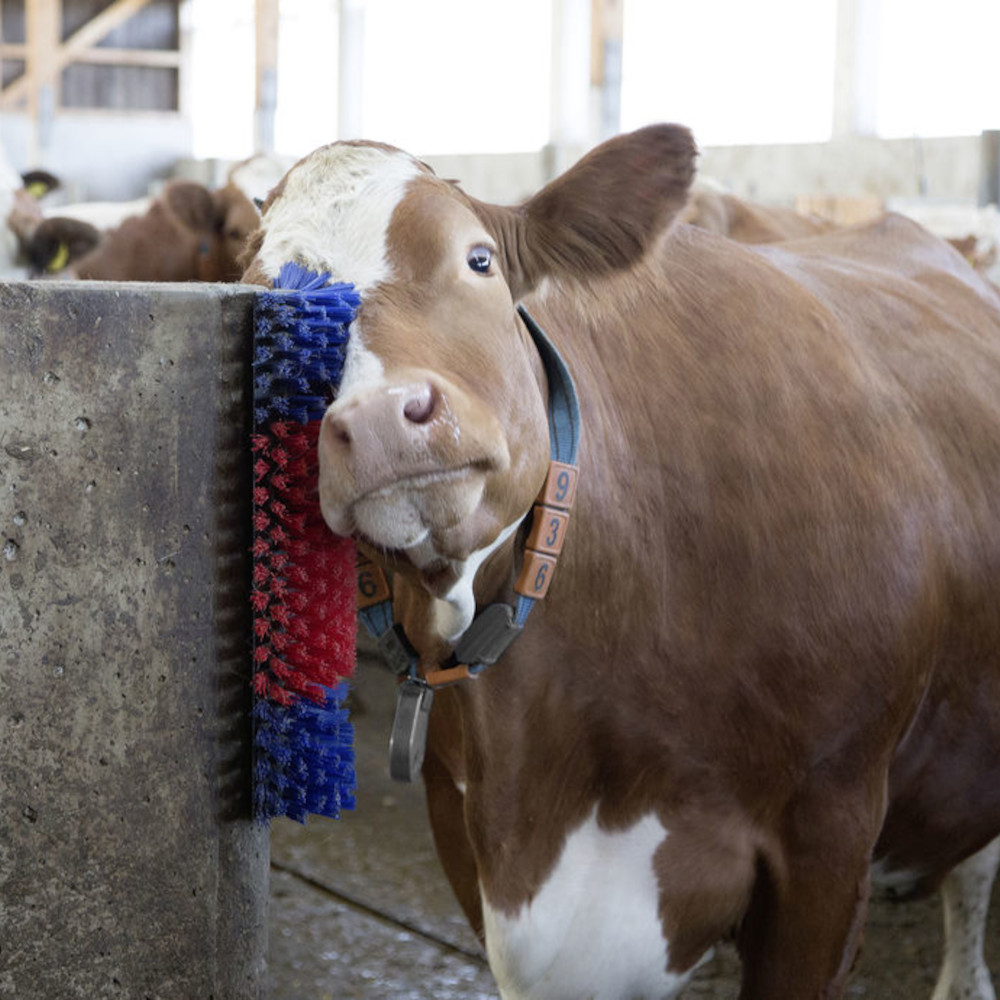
482 809 698 1000
337 318 385 400
255 143 423 292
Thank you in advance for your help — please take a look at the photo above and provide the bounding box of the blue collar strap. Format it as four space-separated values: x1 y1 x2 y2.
355 306 581 779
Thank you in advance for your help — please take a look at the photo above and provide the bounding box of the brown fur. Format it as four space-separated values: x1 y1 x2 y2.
682 186 835 243
71 180 258 282
245 124 1000 999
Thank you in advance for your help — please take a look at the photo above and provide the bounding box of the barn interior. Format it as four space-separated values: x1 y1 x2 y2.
1 2 999 999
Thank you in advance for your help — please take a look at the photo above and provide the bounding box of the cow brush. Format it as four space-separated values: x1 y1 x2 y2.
251 261 361 823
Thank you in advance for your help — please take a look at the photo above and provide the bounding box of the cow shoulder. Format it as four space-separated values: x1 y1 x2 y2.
472 123 696 298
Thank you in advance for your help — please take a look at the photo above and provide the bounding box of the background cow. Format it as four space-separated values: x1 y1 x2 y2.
243 126 1000 1000
681 183 835 243
30 179 258 281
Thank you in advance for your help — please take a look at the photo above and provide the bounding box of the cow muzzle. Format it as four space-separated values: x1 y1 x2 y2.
318 372 510 556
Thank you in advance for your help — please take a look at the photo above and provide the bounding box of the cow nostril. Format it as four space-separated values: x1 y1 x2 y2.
403 384 437 425
325 413 352 446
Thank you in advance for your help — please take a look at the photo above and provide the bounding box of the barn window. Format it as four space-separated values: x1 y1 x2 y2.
0 0 183 115
355 0 552 154
620 0 838 146
873 0 1000 139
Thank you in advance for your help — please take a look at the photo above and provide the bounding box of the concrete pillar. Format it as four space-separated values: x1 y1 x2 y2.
979 130 1000 207
255 0 280 154
0 281 267 1000
590 0 623 142
337 0 366 140
833 0 881 138
546 0 593 182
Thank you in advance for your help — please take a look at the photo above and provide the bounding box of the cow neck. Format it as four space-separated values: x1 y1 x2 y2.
355 304 581 782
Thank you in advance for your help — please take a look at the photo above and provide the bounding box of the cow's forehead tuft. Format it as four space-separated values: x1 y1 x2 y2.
255 143 426 293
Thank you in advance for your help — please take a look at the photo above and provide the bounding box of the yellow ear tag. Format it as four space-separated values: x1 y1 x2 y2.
27 181 48 199
48 242 70 273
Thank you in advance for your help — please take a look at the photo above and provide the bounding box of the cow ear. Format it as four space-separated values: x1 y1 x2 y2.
485 124 697 299
162 181 217 233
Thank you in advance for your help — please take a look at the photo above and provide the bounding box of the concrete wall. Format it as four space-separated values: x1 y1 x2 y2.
429 133 988 208
698 134 983 206
0 281 267 1000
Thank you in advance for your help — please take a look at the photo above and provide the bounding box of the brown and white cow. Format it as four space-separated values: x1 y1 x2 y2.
45 179 259 282
242 126 1000 1000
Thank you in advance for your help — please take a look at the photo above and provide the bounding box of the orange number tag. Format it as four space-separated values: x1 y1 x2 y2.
526 505 570 556
537 461 578 510
357 553 391 608
515 551 558 599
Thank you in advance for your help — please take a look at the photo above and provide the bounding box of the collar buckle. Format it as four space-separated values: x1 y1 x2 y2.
454 602 524 668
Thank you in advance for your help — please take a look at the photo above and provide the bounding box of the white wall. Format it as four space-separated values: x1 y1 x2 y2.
0 113 193 201
698 134 984 206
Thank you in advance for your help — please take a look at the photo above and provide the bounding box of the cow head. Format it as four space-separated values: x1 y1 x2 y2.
242 125 696 647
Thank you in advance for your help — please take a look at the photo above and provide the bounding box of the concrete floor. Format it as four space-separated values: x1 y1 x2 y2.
267 661 1000 1000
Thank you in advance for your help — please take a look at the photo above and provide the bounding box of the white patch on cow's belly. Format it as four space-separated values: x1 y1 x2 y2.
482 809 697 1000
256 143 422 292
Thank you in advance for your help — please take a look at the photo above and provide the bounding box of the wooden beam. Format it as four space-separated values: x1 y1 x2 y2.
25 0 60 154
63 47 181 68
1 0 154 109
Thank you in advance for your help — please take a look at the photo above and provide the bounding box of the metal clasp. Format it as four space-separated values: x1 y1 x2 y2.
389 677 434 782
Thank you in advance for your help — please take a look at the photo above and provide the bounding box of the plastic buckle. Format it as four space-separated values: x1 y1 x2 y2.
454 603 524 668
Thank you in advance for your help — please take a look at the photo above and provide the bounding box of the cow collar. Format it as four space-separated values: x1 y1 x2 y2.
356 304 581 781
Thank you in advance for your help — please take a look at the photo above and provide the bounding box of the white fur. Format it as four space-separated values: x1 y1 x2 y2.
482 808 697 1000
338 318 386 399
255 143 423 292
0 185 22 278
932 837 1000 1000
43 197 151 231
434 518 523 642
869 859 923 895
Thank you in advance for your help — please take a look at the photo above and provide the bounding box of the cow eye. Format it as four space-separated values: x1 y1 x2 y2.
467 245 492 274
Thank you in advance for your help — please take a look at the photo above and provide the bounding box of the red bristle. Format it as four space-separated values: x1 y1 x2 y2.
253 411 357 709
270 604 293 627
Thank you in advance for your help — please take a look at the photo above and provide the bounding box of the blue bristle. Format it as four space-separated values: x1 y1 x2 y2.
253 262 360 825
253 686 357 823
252 264 361 427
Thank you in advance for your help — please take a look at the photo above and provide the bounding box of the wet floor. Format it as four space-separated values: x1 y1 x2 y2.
267 657 1000 999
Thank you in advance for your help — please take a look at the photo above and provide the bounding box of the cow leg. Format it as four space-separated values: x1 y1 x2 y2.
931 836 1000 1000
737 794 880 1000
421 689 485 943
